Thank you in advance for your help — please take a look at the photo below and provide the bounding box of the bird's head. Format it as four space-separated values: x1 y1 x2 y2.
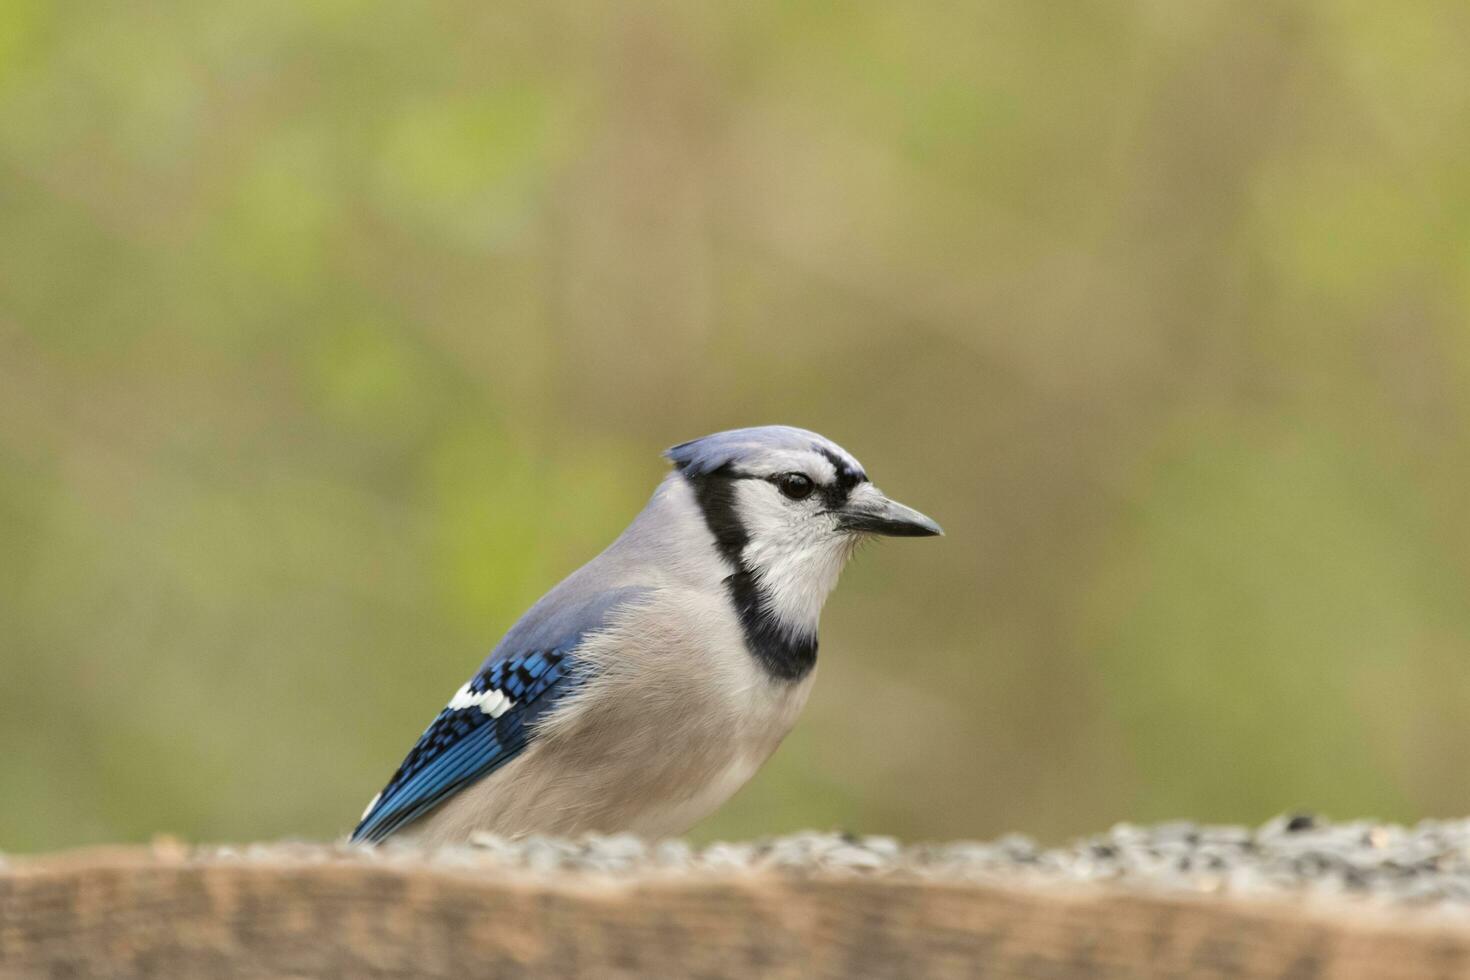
666 426 941 645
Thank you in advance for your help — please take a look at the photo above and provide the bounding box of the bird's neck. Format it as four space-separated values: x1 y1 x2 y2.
722 566 820 681
676 471 832 682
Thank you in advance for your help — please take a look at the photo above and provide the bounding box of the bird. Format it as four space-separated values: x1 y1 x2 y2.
351 425 942 846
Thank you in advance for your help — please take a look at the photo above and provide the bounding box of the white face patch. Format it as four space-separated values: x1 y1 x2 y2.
734 448 840 483
733 478 860 635
447 682 516 718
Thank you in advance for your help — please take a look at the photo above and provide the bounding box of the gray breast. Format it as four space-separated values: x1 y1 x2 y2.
401 587 815 845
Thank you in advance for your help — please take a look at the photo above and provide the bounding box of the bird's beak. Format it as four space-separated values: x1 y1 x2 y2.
836 484 944 538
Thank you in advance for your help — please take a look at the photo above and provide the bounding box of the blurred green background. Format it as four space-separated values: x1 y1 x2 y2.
2 1 1469 852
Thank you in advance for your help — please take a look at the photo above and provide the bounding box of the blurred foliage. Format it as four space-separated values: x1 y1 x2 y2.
2 1 1469 851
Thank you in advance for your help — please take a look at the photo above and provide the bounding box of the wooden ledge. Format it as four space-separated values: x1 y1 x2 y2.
2 846 1469 978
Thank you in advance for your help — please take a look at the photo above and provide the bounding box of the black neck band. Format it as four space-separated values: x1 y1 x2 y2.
683 467 817 682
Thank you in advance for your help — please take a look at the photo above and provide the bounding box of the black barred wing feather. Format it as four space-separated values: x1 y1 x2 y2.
351 648 573 843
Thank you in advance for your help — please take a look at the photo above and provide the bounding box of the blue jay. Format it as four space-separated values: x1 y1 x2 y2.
351 426 941 845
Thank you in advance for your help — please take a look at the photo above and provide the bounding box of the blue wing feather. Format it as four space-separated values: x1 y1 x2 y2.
351 586 645 843
351 649 573 842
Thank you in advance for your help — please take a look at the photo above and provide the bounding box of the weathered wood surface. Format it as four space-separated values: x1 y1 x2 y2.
3 846 1470 979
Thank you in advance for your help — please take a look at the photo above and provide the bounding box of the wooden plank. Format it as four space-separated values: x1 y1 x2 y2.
2 847 1469 979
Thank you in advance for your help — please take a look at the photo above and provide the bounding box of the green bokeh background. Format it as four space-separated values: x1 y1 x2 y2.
3 2 1469 851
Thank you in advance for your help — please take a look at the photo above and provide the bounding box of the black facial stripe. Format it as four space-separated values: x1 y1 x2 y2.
686 465 748 566
813 446 867 510
682 466 817 682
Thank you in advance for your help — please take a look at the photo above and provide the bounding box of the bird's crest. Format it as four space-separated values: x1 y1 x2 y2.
665 425 866 480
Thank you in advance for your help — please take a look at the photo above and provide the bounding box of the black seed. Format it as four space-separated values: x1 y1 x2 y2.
1286 813 1317 833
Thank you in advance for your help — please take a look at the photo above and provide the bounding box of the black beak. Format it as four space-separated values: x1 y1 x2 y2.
836 486 943 537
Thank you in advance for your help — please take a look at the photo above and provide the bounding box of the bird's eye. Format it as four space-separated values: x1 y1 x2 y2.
774 472 815 500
